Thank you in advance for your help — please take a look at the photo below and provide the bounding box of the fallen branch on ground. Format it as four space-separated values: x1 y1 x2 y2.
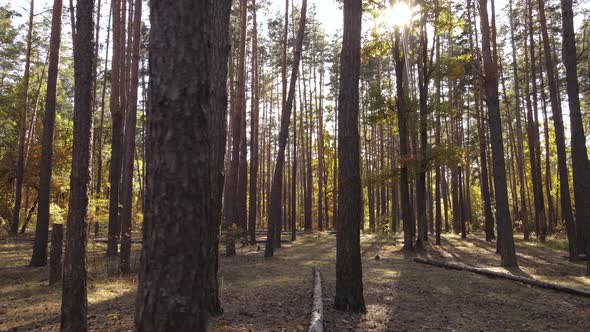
414 257 590 298
309 266 324 332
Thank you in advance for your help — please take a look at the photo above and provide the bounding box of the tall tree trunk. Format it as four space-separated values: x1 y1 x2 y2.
248 0 260 245
95 7 112 195
291 81 298 241
60 0 95 329
225 0 248 256
317 68 325 232
335 0 365 313
416 15 430 249
11 0 35 236
106 0 123 256
393 27 414 250
537 0 576 256
207 0 232 315
508 0 528 240
119 0 142 274
135 1 231 329
561 0 590 262
265 0 307 257
479 0 518 267
30 0 63 267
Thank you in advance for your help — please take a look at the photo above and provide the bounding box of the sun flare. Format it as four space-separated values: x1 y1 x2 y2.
378 2 418 28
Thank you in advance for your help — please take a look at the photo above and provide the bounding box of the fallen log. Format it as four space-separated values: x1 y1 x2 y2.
414 257 590 298
309 267 324 332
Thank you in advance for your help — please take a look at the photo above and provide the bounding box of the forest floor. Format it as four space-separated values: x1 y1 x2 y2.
0 232 589 331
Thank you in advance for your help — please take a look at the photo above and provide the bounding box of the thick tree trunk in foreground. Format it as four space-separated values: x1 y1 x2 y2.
334 0 366 313
135 0 231 329
60 0 95 329
560 0 590 262
119 0 142 274
265 0 307 258
479 0 518 267
30 0 63 267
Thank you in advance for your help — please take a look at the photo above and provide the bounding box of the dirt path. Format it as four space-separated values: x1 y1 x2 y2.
1 233 589 331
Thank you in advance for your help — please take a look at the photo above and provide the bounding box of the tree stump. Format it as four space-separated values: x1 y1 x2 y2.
49 223 63 285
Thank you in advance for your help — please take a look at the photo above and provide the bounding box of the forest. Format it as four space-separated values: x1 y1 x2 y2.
0 0 589 330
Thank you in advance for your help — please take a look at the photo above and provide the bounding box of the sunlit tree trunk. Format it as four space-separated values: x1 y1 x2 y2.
30 0 63 267
394 26 414 251
10 0 35 236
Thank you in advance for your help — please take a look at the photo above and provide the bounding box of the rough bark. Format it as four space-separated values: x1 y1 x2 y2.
334 0 366 313
30 0 63 267
135 0 231 329
206 0 232 316
60 0 95 329
560 0 590 261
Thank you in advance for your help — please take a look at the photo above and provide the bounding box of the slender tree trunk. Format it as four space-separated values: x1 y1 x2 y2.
30 0 63 267
60 0 95 329
248 0 260 245
11 0 35 236
508 0 528 240
394 27 414 251
106 0 123 256
317 68 325 232
434 32 442 245
225 0 248 256
265 0 307 257
479 0 518 267
119 0 142 274
96 7 112 195
537 0 576 256
416 16 430 249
